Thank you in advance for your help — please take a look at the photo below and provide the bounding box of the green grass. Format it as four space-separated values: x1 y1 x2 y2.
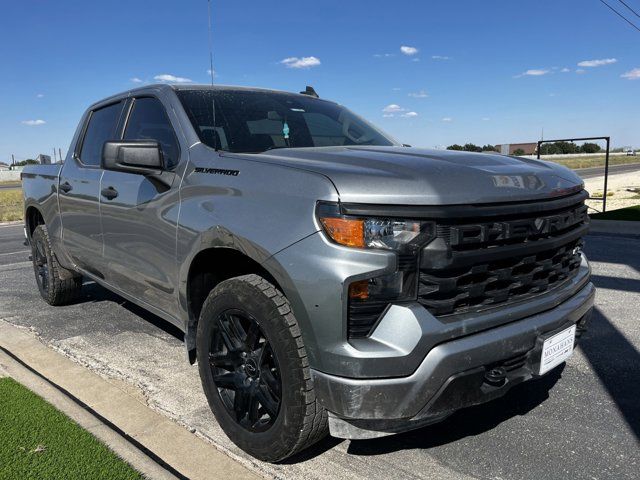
0 189 23 222
549 155 639 170
0 377 142 480
590 205 640 222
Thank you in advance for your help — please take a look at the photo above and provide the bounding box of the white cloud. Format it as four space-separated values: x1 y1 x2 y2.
206 69 217 77
280 56 321 69
482 117 490 121
392 87 402 91
22 119 46 126
400 45 419 56
154 74 192 83
441 117 453 122
408 90 428 98
576 69 587 74
621 68 640 80
374 53 395 58
382 114 395 118
577 58 617 68
515 69 550 78
36 93 44 98
130 77 143 83
402 111 418 117
382 104 405 113
560 67 571 73
431 55 450 60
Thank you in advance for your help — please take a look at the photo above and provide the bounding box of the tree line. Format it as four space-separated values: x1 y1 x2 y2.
446 144 498 152
446 141 602 155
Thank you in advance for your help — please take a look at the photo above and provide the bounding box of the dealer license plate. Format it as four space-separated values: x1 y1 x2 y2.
538 325 576 375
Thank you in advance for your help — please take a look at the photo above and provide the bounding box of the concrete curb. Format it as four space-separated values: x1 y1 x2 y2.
0 349 179 480
589 219 640 236
0 320 261 480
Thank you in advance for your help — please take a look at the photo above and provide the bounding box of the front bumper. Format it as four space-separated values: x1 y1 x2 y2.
312 281 595 439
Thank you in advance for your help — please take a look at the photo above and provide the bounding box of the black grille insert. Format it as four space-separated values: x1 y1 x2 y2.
418 193 588 317
418 240 583 316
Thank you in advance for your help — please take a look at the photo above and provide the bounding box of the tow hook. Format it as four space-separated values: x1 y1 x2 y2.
484 367 507 387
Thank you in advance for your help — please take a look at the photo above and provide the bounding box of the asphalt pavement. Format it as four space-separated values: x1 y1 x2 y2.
0 223 638 479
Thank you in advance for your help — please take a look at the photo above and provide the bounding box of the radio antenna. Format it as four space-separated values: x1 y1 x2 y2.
207 0 218 150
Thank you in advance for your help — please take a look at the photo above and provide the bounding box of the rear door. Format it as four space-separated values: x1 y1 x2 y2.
59 101 125 275
99 96 183 317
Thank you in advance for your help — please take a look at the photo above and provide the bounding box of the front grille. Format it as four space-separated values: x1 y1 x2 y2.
418 192 589 317
418 240 583 316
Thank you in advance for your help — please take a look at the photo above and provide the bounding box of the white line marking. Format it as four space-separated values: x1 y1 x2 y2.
0 261 31 269
0 251 29 257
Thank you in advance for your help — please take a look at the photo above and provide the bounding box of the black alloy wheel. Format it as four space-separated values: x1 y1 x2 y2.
209 308 282 432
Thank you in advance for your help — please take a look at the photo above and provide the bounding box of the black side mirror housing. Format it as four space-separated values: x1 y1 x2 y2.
102 141 164 174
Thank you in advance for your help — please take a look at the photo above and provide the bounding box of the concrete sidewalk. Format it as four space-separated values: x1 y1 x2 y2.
0 320 260 480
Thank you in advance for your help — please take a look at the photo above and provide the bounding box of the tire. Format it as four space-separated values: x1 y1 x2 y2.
196 274 328 462
31 224 82 305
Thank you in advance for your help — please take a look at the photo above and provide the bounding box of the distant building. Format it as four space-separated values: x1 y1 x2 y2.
36 154 52 165
495 143 538 155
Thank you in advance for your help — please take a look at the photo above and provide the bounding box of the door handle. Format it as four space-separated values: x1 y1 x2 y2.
101 186 118 200
59 182 72 193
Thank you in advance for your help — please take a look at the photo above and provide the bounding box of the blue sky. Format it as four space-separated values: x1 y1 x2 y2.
2 0 639 163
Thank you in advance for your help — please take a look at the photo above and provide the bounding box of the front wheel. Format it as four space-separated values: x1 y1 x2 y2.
196 274 328 462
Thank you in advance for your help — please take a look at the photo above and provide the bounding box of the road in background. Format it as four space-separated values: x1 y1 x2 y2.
0 223 638 479
575 162 640 180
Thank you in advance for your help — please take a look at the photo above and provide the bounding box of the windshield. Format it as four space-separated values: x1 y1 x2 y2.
176 89 398 153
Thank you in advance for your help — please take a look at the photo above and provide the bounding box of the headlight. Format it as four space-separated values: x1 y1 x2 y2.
316 202 435 252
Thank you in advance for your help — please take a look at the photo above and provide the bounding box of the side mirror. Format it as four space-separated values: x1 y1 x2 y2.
102 141 164 174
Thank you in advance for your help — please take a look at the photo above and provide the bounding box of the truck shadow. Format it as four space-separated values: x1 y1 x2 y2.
576 306 640 440
78 280 185 341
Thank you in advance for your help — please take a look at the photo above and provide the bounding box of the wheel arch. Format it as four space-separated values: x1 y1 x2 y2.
25 205 45 242
184 246 285 364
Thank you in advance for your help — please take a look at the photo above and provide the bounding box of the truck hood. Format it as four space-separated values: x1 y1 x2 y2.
253 146 584 205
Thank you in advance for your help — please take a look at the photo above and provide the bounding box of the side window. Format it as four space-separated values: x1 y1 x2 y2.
124 97 180 168
79 102 123 166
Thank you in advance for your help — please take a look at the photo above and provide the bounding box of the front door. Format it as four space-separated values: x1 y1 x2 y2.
99 96 183 317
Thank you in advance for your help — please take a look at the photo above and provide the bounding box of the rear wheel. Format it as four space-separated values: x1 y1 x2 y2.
196 274 328 462
31 225 82 305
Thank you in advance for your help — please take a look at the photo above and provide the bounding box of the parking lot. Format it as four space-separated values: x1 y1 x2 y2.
0 222 638 479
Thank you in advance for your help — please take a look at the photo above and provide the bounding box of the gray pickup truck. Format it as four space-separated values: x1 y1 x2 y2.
22 84 594 462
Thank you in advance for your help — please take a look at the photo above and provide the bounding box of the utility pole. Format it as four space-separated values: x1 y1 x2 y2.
58 148 63 163
11 154 15 166
53 148 57 163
